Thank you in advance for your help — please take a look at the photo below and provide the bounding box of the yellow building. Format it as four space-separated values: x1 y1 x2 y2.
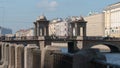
84 2 120 37
104 2 120 37
84 13 105 36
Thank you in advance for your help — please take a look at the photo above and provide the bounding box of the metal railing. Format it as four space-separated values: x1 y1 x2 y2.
84 36 120 41
1 36 120 41
0 36 38 41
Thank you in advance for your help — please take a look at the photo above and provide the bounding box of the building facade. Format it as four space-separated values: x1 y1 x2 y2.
83 2 120 37
55 21 70 36
104 2 120 37
49 18 63 36
49 20 57 36
49 18 71 36
49 16 86 37
15 28 34 37
84 13 105 36
0 26 12 36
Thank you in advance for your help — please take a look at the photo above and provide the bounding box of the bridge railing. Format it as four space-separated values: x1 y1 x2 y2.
84 36 120 41
2 36 120 41
15 36 38 40
1 36 38 41
84 36 104 40
43 36 77 40
93 60 120 68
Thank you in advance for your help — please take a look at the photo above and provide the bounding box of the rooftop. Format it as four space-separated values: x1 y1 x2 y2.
36 15 47 21
104 2 120 10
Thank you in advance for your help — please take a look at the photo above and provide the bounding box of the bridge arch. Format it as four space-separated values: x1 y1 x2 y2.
91 44 110 52
90 44 119 53
83 43 120 52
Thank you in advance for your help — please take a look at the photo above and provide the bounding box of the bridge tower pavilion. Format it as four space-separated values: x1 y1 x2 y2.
70 16 87 49
70 16 87 37
34 15 49 36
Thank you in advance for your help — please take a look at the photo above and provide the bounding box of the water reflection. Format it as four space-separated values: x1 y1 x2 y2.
104 53 120 65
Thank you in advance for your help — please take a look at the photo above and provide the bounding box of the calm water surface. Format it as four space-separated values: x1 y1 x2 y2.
104 53 120 65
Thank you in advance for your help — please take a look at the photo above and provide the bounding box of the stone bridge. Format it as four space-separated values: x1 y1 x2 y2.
80 36 120 52
1 36 120 52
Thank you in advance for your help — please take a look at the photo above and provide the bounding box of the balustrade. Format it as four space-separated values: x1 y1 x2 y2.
1 36 120 42
93 60 120 68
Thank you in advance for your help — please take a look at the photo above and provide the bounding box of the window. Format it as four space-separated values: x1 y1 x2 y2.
65 23 67 26
111 30 114 33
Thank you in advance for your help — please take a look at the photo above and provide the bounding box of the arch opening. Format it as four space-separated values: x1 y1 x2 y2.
91 44 119 53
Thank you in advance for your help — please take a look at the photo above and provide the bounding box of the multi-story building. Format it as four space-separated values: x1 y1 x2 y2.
16 29 25 37
16 28 34 37
49 16 85 37
84 13 105 36
49 18 61 36
55 21 69 36
25 28 34 36
0 26 12 36
83 2 120 37
49 18 71 36
104 2 120 37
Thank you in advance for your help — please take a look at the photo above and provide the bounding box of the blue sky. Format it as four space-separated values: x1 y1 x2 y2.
0 0 120 33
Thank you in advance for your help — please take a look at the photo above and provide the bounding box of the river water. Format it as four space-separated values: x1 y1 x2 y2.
104 53 120 65
60 47 120 65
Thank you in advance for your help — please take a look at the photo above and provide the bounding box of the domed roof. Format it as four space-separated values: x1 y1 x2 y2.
71 16 85 22
36 15 47 21
78 16 85 22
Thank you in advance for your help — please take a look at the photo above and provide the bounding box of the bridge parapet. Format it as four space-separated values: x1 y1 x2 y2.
2 36 120 43
38 36 78 41
0 36 38 41
14 36 38 40
84 36 120 41
84 36 104 40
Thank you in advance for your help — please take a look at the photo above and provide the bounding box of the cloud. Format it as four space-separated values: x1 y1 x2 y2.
37 0 58 11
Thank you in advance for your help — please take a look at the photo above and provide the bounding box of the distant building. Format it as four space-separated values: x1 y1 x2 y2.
16 29 25 37
104 2 120 37
83 2 120 37
49 18 60 36
49 18 71 36
25 28 34 36
55 20 70 36
16 28 34 37
0 26 12 36
49 16 85 37
84 13 105 36
5 34 15 37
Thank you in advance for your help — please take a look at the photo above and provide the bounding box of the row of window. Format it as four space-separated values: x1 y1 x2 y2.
110 29 120 33
105 26 120 30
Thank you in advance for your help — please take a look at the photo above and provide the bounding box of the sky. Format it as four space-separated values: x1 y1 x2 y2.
0 0 120 33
